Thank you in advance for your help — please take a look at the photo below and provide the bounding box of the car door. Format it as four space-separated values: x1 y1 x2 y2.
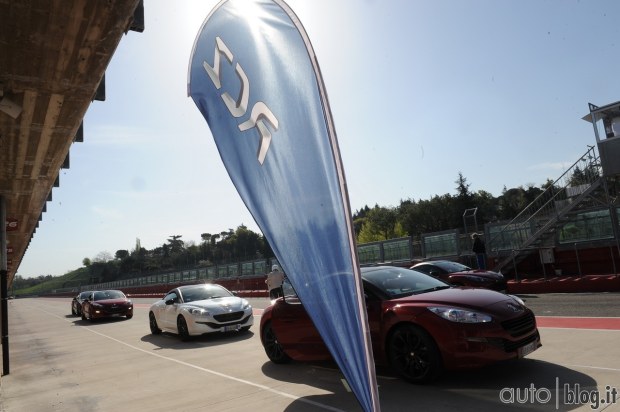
160 291 180 330
363 288 383 360
271 289 329 360
82 292 95 317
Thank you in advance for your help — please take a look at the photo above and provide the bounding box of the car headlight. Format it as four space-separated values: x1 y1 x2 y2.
508 294 525 306
241 299 251 310
187 307 209 317
428 306 492 323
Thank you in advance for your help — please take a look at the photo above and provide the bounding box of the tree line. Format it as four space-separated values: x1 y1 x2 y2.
354 172 555 243
16 165 610 288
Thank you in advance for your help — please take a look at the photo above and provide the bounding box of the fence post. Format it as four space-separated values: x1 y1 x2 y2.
512 250 519 282
611 246 618 278
574 243 582 277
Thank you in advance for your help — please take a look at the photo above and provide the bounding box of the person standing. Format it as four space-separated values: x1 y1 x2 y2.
472 233 487 270
266 264 285 300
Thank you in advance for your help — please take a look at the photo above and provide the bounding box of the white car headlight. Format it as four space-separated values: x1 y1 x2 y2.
241 299 251 310
187 307 209 317
508 294 525 306
428 306 492 323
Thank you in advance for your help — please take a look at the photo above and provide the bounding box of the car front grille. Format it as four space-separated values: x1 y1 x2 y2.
503 331 539 352
201 314 252 329
501 311 536 337
104 305 128 314
213 311 244 322
486 331 540 353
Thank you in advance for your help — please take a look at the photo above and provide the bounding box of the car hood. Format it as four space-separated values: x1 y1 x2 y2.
453 270 504 279
93 298 131 305
185 296 247 311
400 287 515 310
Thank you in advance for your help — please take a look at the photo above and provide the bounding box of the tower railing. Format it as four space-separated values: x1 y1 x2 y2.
488 146 603 271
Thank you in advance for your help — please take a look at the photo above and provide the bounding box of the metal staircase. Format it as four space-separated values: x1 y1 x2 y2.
489 146 604 273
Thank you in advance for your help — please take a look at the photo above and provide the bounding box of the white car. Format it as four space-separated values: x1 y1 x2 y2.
149 284 253 340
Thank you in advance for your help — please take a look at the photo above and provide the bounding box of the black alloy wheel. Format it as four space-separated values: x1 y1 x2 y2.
387 324 442 384
262 321 291 364
149 312 161 335
177 316 190 341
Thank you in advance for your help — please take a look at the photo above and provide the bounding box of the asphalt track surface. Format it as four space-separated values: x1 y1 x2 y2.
1 293 619 412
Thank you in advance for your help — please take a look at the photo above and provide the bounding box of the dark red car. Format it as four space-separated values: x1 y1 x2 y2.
410 260 507 291
81 290 133 321
260 266 540 384
71 290 92 316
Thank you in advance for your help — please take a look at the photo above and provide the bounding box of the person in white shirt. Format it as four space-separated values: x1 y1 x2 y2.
266 264 285 299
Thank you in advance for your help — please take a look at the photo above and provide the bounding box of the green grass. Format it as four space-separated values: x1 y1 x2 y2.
14 268 91 296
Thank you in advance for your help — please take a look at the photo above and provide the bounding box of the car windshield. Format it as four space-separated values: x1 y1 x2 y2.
180 285 232 302
78 292 90 299
434 261 471 273
93 290 126 301
363 267 450 298
280 267 450 301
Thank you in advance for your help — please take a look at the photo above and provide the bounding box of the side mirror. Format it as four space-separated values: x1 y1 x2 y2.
165 298 175 305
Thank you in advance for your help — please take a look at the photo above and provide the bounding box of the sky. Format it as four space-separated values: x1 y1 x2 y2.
16 0 620 278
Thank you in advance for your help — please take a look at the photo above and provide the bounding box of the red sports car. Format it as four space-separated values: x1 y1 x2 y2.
81 290 133 321
410 260 507 291
71 290 92 316
260 266 540 383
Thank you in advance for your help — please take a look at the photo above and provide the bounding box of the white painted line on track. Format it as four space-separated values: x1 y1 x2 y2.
35 305 346 412
564 364 620 373
538 316 620 319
